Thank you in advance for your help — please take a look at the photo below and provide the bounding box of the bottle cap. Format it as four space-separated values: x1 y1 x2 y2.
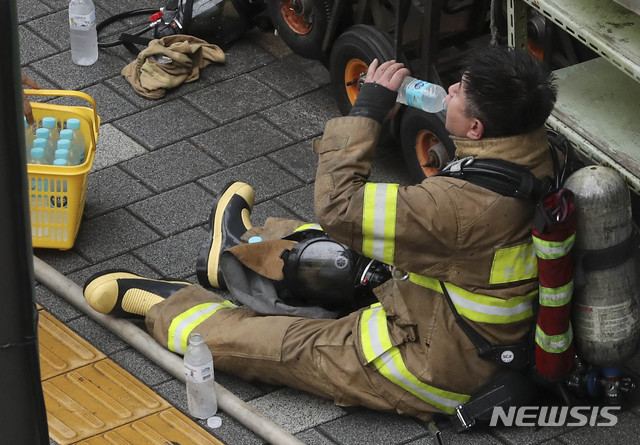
53 159 67 166
207 416 222 429
57 139 71 150
248 236 263 243
60 129 74 139
30 147 45 158
36 128 50 139
55 149 70 159
66 118 81 130
33 138 47 149
42 117 57 129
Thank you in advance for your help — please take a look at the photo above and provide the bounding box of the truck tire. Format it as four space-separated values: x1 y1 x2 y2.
267 0 332 59
400 108 455 182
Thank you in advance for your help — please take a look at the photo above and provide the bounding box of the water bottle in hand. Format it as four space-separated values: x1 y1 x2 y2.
397 76 447 113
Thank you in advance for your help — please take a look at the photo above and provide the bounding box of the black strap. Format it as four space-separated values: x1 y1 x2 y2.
437 157 551 201
573 233 636 288
440 281 530 370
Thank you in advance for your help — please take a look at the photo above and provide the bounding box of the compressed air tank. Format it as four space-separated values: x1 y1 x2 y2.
564 165 640 367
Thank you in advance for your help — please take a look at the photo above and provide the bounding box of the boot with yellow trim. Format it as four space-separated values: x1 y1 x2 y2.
83 271 190 318
196 181 255 289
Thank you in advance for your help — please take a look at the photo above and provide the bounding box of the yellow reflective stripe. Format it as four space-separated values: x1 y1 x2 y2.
539 280 573 307
293 223 323 232
535 324 573 354
532 234 575 259
360 305 470 414
490 242 538 284
360 303 392 363
167 300 236 354
362 183 398 265
409 274 535 324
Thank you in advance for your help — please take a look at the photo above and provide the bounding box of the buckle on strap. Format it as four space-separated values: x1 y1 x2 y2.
442 156 474 175
454 404 476 431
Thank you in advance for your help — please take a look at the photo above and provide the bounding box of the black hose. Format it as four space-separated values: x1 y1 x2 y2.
97 8 159 48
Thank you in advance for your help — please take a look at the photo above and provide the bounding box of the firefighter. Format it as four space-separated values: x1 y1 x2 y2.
83 46 557 421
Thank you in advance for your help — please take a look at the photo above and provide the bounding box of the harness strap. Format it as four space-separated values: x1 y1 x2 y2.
440 281 531 370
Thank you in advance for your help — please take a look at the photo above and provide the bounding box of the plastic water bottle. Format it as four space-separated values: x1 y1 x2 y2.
55 139 71 165
184 332 217 419
29 147 48 165
65 119 85 162
24 117 34 156
396 76 447 113
42 116 60 143
68 0 98 66
60 128 83 165
35 128 56 163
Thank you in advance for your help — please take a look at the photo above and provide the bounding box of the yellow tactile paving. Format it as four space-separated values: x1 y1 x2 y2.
38 310 224 445
38 311 105 380
76 408 224 445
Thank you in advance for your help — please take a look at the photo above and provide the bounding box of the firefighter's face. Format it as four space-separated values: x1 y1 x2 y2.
445 79 483 140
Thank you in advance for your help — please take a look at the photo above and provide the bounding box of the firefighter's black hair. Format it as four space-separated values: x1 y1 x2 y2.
461 46 558 138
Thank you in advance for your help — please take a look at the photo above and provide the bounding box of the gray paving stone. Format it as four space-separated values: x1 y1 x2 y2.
91 123 148 171
319 410 427 445
247 28 294 59
251 56 323 99
120 140 222 192
554 410 640 445
133 226 206 278
66 253 162 286
251 199 303 227
207 412 263 445
185 74 284 124
192 115 293 167
35 285 84 323
34 249 89 274
200 39 276 83
66 315 130 355
72 208 161 263
30 50 124 90
17 0 52 24
112 99 217 150
490 423 576 445
248 388 347 434
19 24 57 65
151 378 187 412
84 166 154 218
198 157 303 203
295 428 340 445
127 183 215 236
267 138 318 183
110 348 174 387
49 82 140 124
21 66 60 91
277 183 316 222
261 88 341 140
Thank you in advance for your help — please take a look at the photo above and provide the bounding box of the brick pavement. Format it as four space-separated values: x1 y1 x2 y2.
19 1 640 444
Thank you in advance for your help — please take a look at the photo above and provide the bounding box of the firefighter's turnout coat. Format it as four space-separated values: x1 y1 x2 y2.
146 116 553 420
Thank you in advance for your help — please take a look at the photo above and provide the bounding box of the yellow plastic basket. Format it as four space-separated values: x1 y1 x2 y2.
25 89 100 250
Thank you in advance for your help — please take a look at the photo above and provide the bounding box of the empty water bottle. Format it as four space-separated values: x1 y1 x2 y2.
396 76 447 113
69 0 98 66
184 332 217 419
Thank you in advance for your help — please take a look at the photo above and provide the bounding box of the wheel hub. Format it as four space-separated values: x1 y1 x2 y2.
344 58 368 105
281 0 313 35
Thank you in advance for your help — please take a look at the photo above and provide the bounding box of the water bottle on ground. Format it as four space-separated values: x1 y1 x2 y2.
184 332 218 419
29 147 48 165
65 119 86 162
68 0 98 66
396 76 447 113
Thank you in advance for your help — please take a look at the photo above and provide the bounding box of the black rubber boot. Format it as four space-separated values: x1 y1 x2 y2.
83 271 190 318
196 182 255 289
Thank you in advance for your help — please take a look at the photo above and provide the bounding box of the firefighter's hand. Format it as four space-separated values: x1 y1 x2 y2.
22 74 41 125
366 59 410 92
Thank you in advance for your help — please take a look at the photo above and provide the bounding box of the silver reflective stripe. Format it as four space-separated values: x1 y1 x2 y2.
446 286 532 317
171 303 220 354
539 280 573 307
367 305 387 358
371 184 390 261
